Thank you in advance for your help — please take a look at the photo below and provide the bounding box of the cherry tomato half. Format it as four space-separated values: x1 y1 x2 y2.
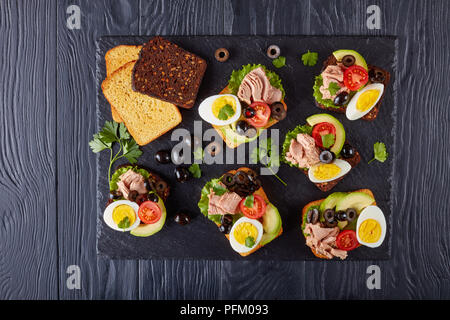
138 201 162 224
336 230 359 251
247 102 271 128
311 122 336 148
343 65 369 91
239 194 267 219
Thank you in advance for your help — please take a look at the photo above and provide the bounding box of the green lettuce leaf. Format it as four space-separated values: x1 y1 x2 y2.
313 75 342 109
110 165 150 191
281 124 313 168
198 178 224 220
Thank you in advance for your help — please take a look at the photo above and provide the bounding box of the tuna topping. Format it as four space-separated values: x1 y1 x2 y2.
285 133 321 168
237 67 282 105
304 223 348 260
208 185 243 216
319 65 350 100
116 169 147 200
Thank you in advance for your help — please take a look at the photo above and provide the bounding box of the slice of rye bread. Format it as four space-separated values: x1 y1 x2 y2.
132 36 207 109
101 61 182 146
300 145 361 192
213 167 283 257
301 189 376 259
212 86 288 149
315 55 391 121
104 45 143 123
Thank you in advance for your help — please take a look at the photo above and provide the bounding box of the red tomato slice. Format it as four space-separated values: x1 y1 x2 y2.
336 230 359 251
239 194 267 219
247 102 271 128
138 201 162 224
343 65 369 91
311 122 336 148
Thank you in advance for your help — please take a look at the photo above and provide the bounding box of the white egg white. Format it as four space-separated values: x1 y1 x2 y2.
308 159 351 183
198 94 241 126
103 200 141 232
229 217 264 253
346 83 385 121
356 205 386 248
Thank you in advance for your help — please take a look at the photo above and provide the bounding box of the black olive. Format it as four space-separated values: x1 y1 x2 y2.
174 212 191 225
244 107 256 118
346 208 357 222
174 167 190 183
205 141 222 157
369 69 385 83
307 208 320 224
135 194 147 206
219 223 232 234
341 144 355 159
267 45 281 59
155 150 171 164
319 150 336 163
215 48 229 62
235 120 257 138
336 211 347 221
323 209 336 223
221 214 233 226
155 180 168 194
128 190 138 202
324 219 338 228
342 55 356 67
221 173 235 188
147 192 159 203
333 92 349 106
270 102 287 121
109 191 122 200
234 171 249 185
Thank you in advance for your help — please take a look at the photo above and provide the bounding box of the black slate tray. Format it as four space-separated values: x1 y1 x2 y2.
96 35 396 260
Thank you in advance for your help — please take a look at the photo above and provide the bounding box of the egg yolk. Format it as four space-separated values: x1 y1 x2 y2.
312 163 341 180
358 219 382 243
233 222 258 245
356 89 380 112
212 96 236 119
112 205 136 227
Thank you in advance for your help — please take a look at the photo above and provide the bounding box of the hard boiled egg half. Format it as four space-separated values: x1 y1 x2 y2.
356 205 386 248
346 83 384 120
198 94 241 126
103 200 141 232
308 159 351 183
229 217 263 253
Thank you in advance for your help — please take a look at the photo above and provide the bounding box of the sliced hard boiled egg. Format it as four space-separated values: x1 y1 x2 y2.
356 205 386 248
198 94 241 126
229 217 263 253
346 83 384 120
103 200 141 232
308 159 351 183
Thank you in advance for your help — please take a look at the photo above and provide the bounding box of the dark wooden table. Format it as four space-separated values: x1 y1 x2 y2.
1 0 449 300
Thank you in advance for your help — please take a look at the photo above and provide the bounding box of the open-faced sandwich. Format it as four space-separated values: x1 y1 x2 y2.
282 113 360 192
198 64 287 149
198 167 282 256
313 49 390 121
103 165 169 237
301 189 387 260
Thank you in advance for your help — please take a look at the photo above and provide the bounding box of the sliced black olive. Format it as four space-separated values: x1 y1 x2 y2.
342 55 356 67
341 144 355 159
215 48 229 62
128 190 138 202
155 180 168 194
236 120 249 136
234 171 249 185
244 107 256 119
369 69 385 83
221 214 233 226
323 209 336 223
155 150 171 164
205 141 222 157
346 208 357 222
333 92 349 106
135 194 147 206
324 219 338 228
109 191 122 200
174 212 191 225
307 208 320 224
221 173 235 188
267 45 281 59
319 150 336 163
171 147 185 165
174 167 190 183
219 223 232 234
336 211 347 221
147 192 159 203
270 102 287 121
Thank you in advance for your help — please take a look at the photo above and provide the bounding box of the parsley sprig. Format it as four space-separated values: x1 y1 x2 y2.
368 142 388 164
89 121 142 185
251 138 287 186
301 50 318 66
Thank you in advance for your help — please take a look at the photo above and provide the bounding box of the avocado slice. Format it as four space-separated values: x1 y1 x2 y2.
130 196 167 237
335 192 375 213
333 49 368 71
220 124 260 145
306 113 346 155
260 203 282 246
319 192 348 213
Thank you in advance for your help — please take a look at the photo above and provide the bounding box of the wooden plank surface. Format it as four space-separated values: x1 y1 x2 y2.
0 0 449 299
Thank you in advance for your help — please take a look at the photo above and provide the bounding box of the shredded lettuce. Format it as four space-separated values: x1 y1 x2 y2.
281 124 313 168
228 64 285 99
110 165 149 191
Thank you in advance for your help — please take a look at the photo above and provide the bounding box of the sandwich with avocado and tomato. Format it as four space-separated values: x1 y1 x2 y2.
103 165 169 237
313 49 390 121
198 167 282 256
301 189 387 260
198 64 287 149
282 113 360 192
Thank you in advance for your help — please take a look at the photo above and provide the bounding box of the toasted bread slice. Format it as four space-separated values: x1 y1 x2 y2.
101 61 182 146
213 167 283 257
301 189 376 259
315 55 390 121
104 45 143 122
212 86 287 149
